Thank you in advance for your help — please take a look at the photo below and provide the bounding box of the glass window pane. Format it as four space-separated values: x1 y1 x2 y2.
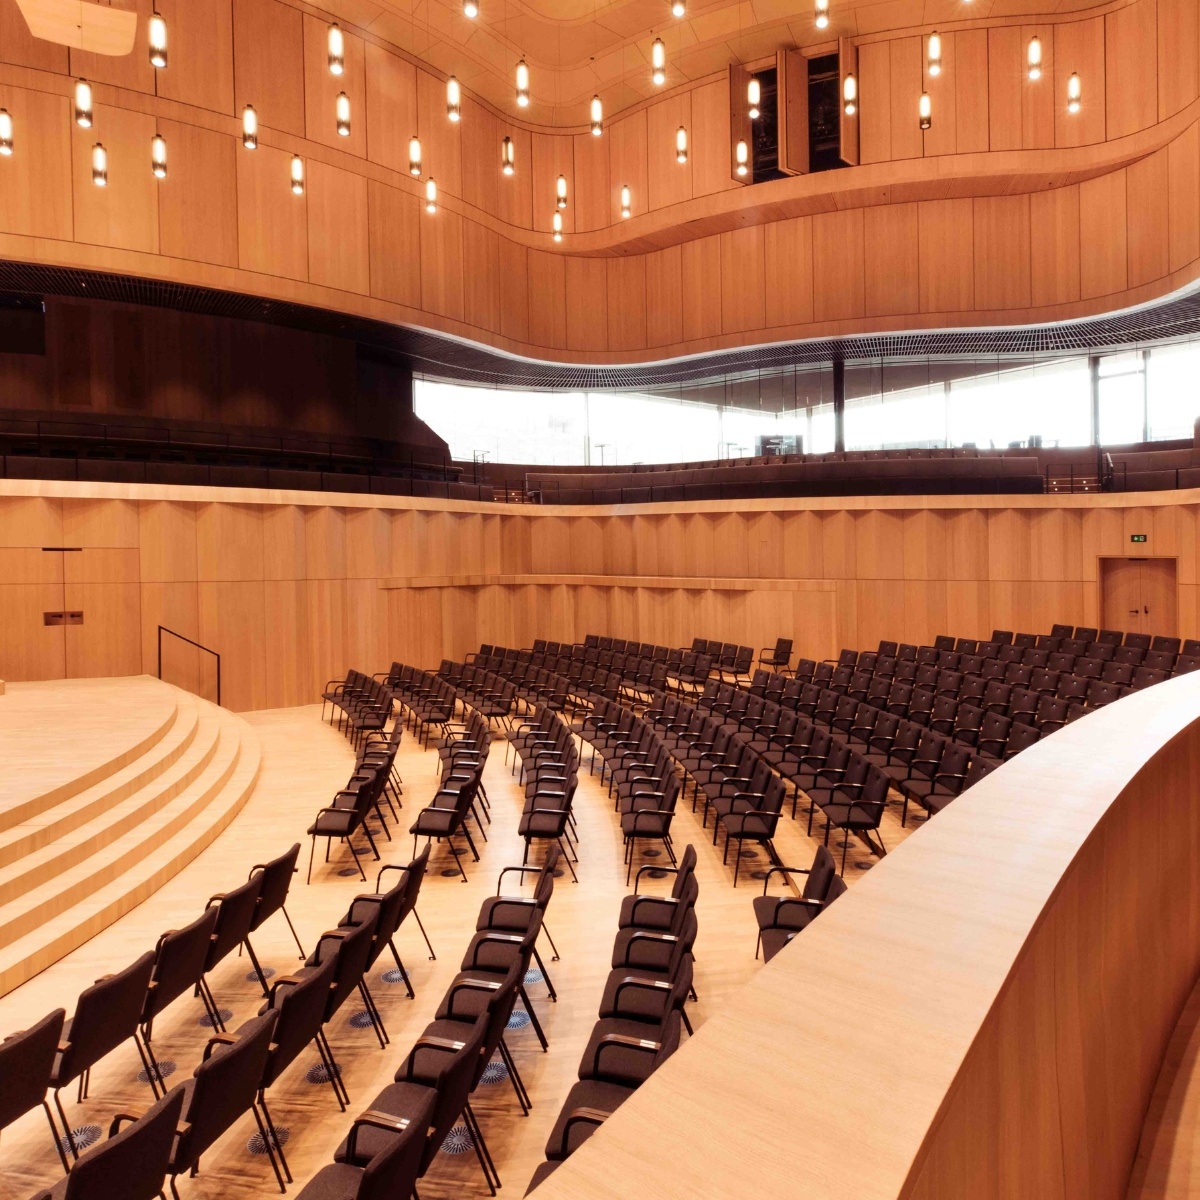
948 359 1090 448
1147 343 1200 441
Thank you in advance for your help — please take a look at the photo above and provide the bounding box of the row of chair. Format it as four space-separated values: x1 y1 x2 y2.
525 847 699 1194
321 670 395 749
298 850 563 1199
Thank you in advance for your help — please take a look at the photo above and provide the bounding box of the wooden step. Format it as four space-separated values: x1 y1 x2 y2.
0 677 180 836
0 692 201 873
0 694 261 999
0 695 217 908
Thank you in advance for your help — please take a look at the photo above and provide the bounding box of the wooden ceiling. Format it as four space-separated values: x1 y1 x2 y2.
310 0 1113 125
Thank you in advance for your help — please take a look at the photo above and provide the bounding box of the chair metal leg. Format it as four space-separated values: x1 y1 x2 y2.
257 1091 293 1184
244 936 271 997
358 980 389 1048
412 908 436 960
345 836 367 882
517 985 549 1051
281 906 306 959
306 836 317 884
498 1038 531 1113
250 1099 287 1194
388 940 416 998
541 920 561 962
557 838 578 881
43 1100 70 1174
462 1103 498 1196
53 1090 77 1160
532 945 557 1001
316 1030 350 1108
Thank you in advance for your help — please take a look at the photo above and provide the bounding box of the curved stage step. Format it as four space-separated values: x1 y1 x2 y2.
0 679 261 999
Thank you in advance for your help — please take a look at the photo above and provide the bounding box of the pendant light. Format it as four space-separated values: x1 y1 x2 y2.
74 80 93 128
814 0 829 29
675 125 688 163
151 132 167 178
0 109 12 156
651 38 666 86
590 94 603 136
241 104 257 148
927 32 942 77
464 0 479 16
1067 72 1082 113
735 138 749 176
327 24 344 75
447 76 461 121
747 77 761 119
620 184 632 218
671 0 685 14
148 12 167 68
91 142 107 187
918 91 932 130
516 59 530 107
1027 36 1043 81
501 135 515 175
290 154 304 194
408 135 422 176
425 177 437 213
335 91 351 136
556 174 567 209
842 72 857 116
552 210 563 242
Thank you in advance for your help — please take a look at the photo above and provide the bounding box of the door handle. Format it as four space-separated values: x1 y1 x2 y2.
1129 610 1139 615
1144 605 1149 614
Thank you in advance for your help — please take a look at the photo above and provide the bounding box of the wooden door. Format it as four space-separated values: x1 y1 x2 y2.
1101 558 1178 636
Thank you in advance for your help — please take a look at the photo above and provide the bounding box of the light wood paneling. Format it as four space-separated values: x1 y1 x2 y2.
1158 0 1200 120
646 90 691 211
364 41 418 176
419 207 465 322
764 216 813 330
367 182 421 308
156 119 239 268
609 109 648 224
498 238 530 343
812 208 865 323
918 198 974 313
889 36 923 161
573 128 611 233
1079 169 1129 300
645 245 684 346
719 226 765 335
1107 0 1159 141
1126 147 1170 289
527 248 567 349
974 194 1031 310
1168 121 1200 273
306 160 370 294
689 78 736 198
681 234 722 341
606 256 647 352
532 131 575 235
235 143 308 281
462 219 501 333
156 0 235 115
71 106 159 254
416 68 462 198
1055 15 1107 149
0 86 72 241
565 256 608 352
232 0 306 138
1030 184 1082 307
864 203 918 317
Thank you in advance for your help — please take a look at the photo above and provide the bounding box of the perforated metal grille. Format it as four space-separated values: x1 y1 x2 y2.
3 259 1199 392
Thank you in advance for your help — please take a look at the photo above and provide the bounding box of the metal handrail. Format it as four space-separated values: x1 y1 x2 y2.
157 625 222 707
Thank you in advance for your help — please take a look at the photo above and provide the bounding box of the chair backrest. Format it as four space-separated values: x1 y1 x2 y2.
173 1010 278 1173
262 955 338 1085
1049 623 1073 638
802 845 836 901
990 629 1014 645
59 1086 184 1200
0 1008 64 1130
1124 632 1151 650
1073 626 1098 642
55 952 156 1089
324 912 380 1020
353 1090 436 1200
205 875 264 972
1144 649 1176 672
1005 721 1040 756
248 844 301 933
143 907 220 1026
1097 629 1123 645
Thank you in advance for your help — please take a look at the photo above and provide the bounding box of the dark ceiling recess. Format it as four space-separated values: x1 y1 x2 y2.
1 260 1199 392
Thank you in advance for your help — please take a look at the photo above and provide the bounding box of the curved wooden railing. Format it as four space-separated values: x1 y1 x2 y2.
535 672 1200 1199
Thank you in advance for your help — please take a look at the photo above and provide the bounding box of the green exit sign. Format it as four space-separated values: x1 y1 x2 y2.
1131 534 1148 543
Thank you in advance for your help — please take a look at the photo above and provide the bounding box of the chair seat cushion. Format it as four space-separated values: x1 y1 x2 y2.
722 812 776 837
308 810 355 836
333 1082 436 1165
409 809 457 836
544 1079 633 1159
294 1162 365 1200
751 895 815 933
518 812 565 837
577 1017 668 1087
598 966 676 1021
760 927 799 963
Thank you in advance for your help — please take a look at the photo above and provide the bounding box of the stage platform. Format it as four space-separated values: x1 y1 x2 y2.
0 676 260 998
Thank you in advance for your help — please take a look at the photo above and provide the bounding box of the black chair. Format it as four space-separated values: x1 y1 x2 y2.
140 907 220 1094
251 955 342 1186
757 638 793 672
334 1015 492 1194
753 845 835 960
308 769 385 883
337 847 434 1001
199 874 264 1030
410 769 483 883
168 1011 284 1195
245 844 307 994
1 1009 70 1173
26 1086 185 1200
299 912 389 1053
296 1089 433 1200
50 952 158 1157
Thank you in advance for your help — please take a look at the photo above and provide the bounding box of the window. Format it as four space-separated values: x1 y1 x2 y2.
1097 351 1146 446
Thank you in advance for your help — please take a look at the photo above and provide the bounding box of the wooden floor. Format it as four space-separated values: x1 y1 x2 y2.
0 699 919 1200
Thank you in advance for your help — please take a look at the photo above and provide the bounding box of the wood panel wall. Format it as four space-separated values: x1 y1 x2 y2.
0 0 1197 364
3 481 1200 712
